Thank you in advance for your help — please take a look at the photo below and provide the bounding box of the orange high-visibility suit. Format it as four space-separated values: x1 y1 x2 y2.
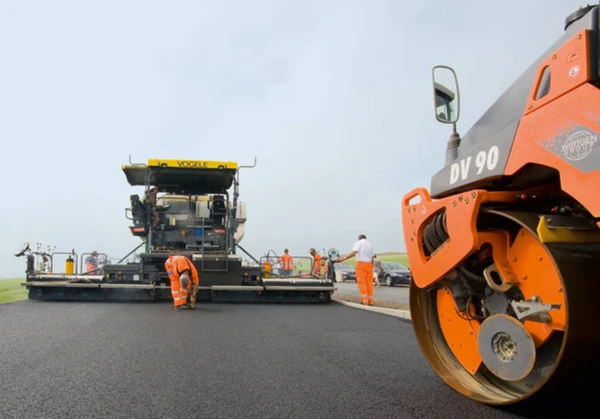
312 254 323 276
279 253 294 276
85 255 98 273
165 255 199 308
356 261 374 305
85 260 95 272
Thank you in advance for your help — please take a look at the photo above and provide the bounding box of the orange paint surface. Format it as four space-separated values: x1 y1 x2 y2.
507 228 566 347
436 288 482 375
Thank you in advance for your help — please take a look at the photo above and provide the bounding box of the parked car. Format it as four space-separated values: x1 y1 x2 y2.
378 262 411 286
334 263 356 282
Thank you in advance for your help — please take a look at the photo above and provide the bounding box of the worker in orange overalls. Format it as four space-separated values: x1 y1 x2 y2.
164 255 199 310
309 248 324 278
86 251 99 273
279 249 294 276
336 234 375 305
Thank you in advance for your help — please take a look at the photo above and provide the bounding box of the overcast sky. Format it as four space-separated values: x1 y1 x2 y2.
0 0 588 277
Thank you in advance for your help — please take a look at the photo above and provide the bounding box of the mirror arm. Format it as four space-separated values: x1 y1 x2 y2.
445 122 461 164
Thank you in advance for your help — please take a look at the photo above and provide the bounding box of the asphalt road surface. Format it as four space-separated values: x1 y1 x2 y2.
334 281 409 306
0 300 585 419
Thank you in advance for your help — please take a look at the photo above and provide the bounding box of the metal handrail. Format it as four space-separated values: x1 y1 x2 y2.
258 255 323 278
128 154 147 167
80 252 109 274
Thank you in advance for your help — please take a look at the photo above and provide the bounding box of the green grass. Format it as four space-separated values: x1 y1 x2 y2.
342 252 409 267
0 278 28 304
265 252 409 275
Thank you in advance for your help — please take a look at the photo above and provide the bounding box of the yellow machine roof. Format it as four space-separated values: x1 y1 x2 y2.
121 158 239 194
146 159 238 170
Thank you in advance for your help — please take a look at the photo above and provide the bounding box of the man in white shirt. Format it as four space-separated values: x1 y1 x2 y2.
337 234 375 305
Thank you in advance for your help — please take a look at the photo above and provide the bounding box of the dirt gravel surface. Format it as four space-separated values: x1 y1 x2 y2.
0 300 584 418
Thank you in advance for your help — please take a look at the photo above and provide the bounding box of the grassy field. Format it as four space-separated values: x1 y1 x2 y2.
340 252 409 267
0 278 28 304
265 252 409 275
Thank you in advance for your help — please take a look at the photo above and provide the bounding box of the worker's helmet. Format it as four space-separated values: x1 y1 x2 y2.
180 272 190 287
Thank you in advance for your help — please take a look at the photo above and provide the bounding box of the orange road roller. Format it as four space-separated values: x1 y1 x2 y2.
402 4 600 407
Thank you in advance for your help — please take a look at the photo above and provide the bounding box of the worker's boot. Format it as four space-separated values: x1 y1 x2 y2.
174 304 190 311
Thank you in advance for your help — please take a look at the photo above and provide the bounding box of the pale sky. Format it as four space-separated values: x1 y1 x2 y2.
0 0 587 277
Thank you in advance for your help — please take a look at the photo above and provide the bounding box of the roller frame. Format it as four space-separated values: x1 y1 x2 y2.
408 207 600 407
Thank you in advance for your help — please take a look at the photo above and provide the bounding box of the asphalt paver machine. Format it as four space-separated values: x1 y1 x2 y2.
401 4 600 407
17 157 336 303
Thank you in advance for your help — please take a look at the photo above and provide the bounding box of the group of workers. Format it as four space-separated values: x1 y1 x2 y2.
266 238 378 305
163 233 378 310
262 248 328 278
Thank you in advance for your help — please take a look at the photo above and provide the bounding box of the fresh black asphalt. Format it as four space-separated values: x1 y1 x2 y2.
0 300 582 418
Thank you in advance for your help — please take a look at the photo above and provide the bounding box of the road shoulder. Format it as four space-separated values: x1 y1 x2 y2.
332 293 412 321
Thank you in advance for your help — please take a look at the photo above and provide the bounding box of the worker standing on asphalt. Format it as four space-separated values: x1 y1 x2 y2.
279 249 294 276
337 234 375 305
165 255 199 310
